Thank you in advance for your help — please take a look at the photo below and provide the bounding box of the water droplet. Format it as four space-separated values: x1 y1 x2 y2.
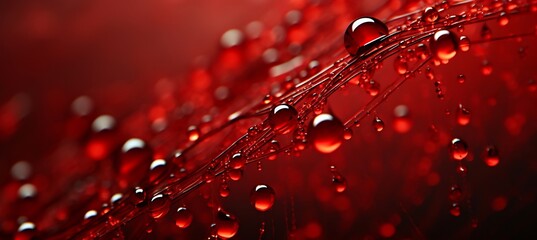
228 168 243 181
308 113 345 154
251 184 276 212
449 184 462 202
450 138 469 160
268 140 280 160
131 187 146 205
484 145 500 167
84 210 98 221
423 7 439 23
459 36 470 52
364 80 380 97
481 24 492 39
343 128 353 140
11 161 32 181
415 43 429 60
450 203 461 216
148 194 170 219
393 105 412 133
332 173 347 193
18 183 37 199
175 207 193 229
110 193 123 206
149 159 168 183
373 116 385 132
394 55 408 75
344 17 388 56
457 74 466 83
119 138 152 177
216 209 239 238
268 104 298 134
187 125 200 142
219 184 230 198
528 79 537 92
456 104 471 126
481 61 493 76
15 222 36 240
430 30 459 61
230 153 245 170
497 12 509 26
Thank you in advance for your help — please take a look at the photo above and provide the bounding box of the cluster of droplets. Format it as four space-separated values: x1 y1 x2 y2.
7 0 537 238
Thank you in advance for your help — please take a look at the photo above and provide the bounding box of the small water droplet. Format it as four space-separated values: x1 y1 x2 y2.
229 153 245 170
484 145 500 167
251 184 276 212
175 207 193 229
394 55 408 75
149 159 168 183
131 187 146 206
148 194 170 219
481 61 493 76
423 7 439 23
497 12 509 26
481 24 492 39
84 210 98 221
450 138 469 160
187 125 200 142
373 116 385 132
450 203 461 216
456 104 471 126
364 80 380 97
15 222 36 240
449 184 462 202
459 36 470 52
343 128 353 140
457 74 466 83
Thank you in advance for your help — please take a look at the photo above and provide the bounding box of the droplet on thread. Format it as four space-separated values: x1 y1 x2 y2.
344 17 389 56
268 104 298 134
308 114 345 154
430 30 459 61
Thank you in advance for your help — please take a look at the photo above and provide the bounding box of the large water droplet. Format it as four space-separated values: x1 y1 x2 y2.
308 113 345 154
268 104 298 134
344 17 388 56
251 184 276 212
430 30 459 61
